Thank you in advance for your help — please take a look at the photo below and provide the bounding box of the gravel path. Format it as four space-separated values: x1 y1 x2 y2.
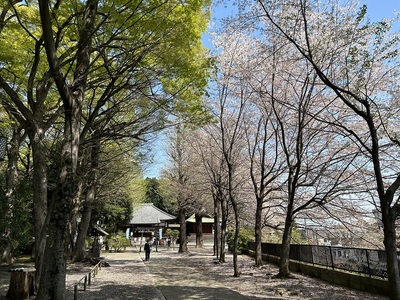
65 248 164 300
145 248 253 299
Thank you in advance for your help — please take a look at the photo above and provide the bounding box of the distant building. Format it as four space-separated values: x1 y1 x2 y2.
186 214 214 235
123 203 177 243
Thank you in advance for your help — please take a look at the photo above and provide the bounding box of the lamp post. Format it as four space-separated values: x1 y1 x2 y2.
0 136 7 161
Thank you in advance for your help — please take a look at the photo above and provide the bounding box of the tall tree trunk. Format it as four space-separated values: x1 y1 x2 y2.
37 112 79 299
29 130 48 286
219 198 227 263
0 127 22 264
213 196 219 258
38 191 70 299
68 180 83 259
254 198 263 267
73 203 92 262
232 201 240 277
195 214 203 248
73 141 99 262
178 207 188 252
278 215 294 278
382 197 400 299
37 0 97 297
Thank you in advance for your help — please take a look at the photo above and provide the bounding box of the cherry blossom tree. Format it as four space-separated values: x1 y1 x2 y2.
212 14 360 276
257 0 400 296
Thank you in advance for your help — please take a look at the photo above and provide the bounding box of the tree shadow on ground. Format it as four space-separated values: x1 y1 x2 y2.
65 282 282 300
158 284 282 300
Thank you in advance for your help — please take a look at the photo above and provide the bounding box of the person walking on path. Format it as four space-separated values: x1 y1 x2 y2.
144 239 152 261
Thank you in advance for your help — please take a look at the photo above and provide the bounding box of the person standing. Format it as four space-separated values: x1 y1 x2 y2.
144 239 152 261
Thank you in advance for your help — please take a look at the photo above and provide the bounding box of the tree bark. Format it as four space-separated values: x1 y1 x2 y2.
232 201 240 277
37 93 83 298
278 215 294 277
213 195 219 258
178 207 188 253
1 127 22 264
195 214 203 248
6 269 36 300
73 141 100 261
219 197 227 263
254 198 263 267
73 204 92 262
29 129 48 286
382 195 400 299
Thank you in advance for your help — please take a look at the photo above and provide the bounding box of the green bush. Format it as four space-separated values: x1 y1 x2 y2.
165 228 179 242
106 232 130 252
227 226 254 254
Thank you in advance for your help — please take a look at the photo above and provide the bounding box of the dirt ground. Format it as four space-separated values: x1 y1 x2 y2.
144 247 388 300
0 245 389 300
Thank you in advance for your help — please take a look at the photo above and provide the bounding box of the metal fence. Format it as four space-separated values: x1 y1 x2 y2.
248 242 392 278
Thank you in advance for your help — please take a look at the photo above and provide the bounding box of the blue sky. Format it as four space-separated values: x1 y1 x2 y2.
143 133 168 178
360 0 399 21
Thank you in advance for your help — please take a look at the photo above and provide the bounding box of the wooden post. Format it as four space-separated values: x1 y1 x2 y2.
74 285 78 300
6 268 36 300
84 275 87 291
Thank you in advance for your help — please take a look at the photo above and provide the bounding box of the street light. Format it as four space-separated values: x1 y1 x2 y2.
0 136 6 161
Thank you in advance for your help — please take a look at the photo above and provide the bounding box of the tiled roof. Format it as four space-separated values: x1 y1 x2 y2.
129 203 176 225
89 226 109 236
186 214 214 223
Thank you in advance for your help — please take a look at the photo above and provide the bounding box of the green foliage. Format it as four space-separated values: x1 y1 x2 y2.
0 0 213 266
0 4 42 79
263 229 282 244
90 152 144 233
165 228 180 241
144 177 165 207
0 173 34 256
92 195 133 235
291 227 309 245
157 176 181 215
227 226 255 254
79 0 213 126
143 177 178 215
106 232 130 252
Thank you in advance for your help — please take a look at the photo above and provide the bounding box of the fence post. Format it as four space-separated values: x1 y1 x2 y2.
74 285 78 300
310 245 314 266
88 272 91 285
84 275 87 291
366 249 372 277
329 246 335 270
